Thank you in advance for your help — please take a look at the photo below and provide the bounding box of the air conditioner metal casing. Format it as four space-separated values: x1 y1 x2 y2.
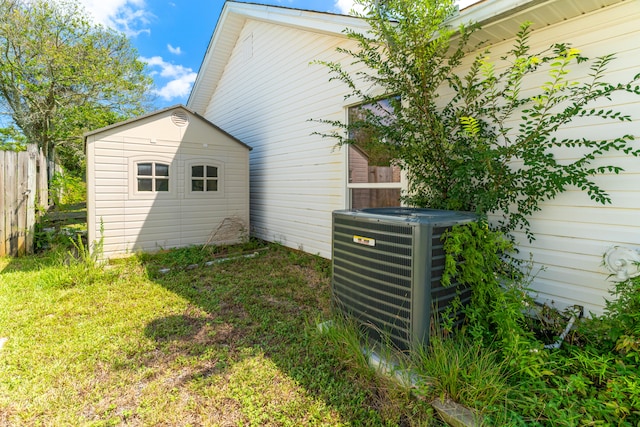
331 207 477 351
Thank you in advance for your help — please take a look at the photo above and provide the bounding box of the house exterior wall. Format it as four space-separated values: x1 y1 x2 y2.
86 108 250 258
202 19 368 256
196 1 639 314
474 1 640 313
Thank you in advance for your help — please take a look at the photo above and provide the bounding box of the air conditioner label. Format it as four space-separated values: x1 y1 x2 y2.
353 235 375 247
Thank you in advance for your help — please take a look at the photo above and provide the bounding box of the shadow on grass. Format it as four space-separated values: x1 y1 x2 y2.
140 243 430 425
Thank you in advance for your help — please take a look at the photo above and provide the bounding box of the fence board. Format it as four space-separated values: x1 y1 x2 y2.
0 145 49 257
17 150 28 255
4 151 18 255
25 146 37 253
0 150 5 257
38 150 48 209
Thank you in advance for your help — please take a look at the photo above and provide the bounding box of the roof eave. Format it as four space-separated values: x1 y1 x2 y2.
447 0 626 43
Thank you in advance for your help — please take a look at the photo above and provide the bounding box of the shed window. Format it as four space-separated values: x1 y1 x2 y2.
191 165 218 192
137 162 169 192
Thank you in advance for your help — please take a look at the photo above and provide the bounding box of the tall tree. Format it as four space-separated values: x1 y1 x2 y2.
0 0 153 171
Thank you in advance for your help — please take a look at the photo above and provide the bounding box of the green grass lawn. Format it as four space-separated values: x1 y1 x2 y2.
0 242 434 426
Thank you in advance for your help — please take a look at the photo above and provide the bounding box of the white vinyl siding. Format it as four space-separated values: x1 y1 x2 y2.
473 1 640 313
203 19 368 256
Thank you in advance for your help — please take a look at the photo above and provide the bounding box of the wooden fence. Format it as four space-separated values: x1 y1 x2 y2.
0 145 48 257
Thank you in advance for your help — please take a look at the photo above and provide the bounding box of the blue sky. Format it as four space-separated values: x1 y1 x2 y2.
76 0 477 109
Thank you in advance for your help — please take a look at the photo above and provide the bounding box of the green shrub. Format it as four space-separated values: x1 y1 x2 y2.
50 171 86 206
441 222 544 368
319 1 640 241
438 221 640 424
598 275 640 362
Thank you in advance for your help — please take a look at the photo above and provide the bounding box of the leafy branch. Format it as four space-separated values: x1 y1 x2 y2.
316 4 640 240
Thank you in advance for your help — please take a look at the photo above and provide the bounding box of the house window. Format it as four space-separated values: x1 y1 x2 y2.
347 98 402 209
191 165 218 192
137 162 169 192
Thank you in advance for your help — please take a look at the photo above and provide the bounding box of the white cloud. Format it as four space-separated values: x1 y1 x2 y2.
140 56 197 101
334 0 366 15
76 0 152 37
154 78 195 102
167 44 182 55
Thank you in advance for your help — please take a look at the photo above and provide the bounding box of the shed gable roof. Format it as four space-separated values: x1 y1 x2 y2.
84 104 251 150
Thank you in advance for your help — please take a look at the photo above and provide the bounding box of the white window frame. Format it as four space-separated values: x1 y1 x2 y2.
344 100 405 209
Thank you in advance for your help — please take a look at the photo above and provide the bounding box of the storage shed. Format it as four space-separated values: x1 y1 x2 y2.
85 105 250 259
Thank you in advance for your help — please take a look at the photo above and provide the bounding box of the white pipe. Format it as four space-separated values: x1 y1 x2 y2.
543 315 576 350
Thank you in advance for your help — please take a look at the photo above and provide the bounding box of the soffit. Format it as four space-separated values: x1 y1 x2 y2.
452 0 626 45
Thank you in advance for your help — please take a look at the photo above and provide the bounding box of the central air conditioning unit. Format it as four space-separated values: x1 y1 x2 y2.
331 207 477 351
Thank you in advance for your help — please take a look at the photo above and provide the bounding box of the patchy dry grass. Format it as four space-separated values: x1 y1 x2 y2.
0 242 435 426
